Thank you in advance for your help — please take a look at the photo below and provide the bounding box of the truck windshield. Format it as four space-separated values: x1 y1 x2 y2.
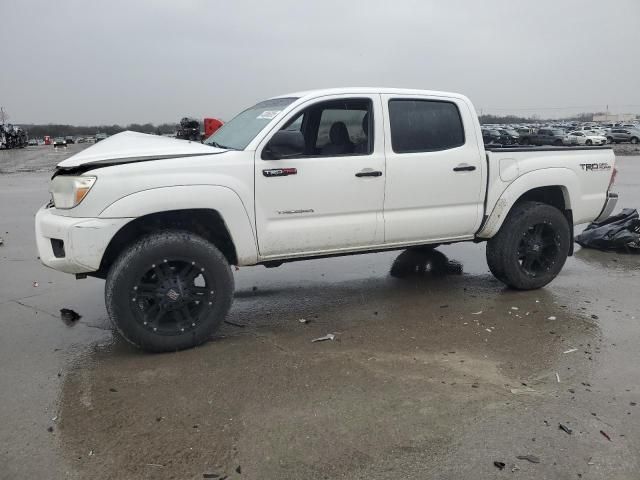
205 97 298 150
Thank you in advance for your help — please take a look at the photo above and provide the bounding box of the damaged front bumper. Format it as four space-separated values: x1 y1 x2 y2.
35 204 130 274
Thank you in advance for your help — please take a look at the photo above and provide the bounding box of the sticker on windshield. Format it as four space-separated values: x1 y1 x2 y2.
257 110 281 120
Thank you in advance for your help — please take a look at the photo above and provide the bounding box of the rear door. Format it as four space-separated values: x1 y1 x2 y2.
381 94 484 244
254 94 385 257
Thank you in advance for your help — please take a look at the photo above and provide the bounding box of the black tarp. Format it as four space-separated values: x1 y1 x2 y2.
576 208 640 252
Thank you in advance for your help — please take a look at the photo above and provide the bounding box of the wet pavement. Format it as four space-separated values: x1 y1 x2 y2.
1 146 639 479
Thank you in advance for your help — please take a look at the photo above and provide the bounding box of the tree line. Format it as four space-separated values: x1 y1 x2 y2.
17 122 188 138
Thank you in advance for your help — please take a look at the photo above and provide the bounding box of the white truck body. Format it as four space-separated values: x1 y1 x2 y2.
36 87 617 275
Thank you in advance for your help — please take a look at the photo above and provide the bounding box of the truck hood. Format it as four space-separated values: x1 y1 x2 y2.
56 131 223 169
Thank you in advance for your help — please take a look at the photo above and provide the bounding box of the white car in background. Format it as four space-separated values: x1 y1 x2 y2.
564 130 607 146
574 125 607 136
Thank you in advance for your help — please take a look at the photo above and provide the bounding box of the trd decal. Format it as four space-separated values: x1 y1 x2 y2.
579 163 612 171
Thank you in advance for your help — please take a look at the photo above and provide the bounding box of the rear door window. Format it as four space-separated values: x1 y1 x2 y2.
388 99 465 153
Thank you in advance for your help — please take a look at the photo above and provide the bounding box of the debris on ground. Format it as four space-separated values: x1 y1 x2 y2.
493 461 506 470
555 372 561 383
511 306 519 311
512 464 521 472
60 308 81 325
510 386 536 394
471 311 483 315
516 454 540 464
0 237 4 246
32 281 39 287
559 423 573 435
563 348 578 354
235 466 241 474
600 430 612 441
548 316 557 320
223 320 246 328
299 318 309 324
312 333 335 343
145 463 164 468
47 426 54 432
202 474 219 479
576 208 640 252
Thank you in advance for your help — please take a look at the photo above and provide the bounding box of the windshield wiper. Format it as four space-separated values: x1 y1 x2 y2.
208 141 236 150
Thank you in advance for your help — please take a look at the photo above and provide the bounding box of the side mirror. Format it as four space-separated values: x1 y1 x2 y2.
263 130 305 160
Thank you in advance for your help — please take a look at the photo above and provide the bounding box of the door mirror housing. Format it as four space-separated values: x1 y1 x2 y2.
263 130 305 160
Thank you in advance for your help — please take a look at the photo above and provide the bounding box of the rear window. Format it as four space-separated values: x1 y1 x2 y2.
388 99 465 153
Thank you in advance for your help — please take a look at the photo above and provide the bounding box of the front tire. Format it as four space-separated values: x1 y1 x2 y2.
486 202 570 290
105 231 234 352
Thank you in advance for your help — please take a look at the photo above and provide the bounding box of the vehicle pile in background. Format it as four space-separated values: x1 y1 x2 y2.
176 117 202 141
481 120 640 147
0 123 28 149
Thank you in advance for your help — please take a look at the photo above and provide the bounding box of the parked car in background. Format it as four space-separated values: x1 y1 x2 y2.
65 136 75 144
95 133 108 142
498 128 519 144
482 129 502 145
28 138 38 146
564 131 607 146
53 137 66 148
606 128 640 144
520 128 565 146
574 125 607 136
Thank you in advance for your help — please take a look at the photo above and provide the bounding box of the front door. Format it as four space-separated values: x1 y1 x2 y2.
255 95 385 258
381 94 484 244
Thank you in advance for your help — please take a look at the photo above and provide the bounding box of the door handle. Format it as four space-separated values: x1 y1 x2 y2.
355 170 382 177
453 164 476 172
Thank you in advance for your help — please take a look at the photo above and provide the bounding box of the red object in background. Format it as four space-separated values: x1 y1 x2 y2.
44 136 51 145
203 118 224 140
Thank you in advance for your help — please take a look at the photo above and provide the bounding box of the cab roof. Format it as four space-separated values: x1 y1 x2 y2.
271 87 469 102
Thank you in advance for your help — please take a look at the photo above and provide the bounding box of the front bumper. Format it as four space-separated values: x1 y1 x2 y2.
35 205 131 274
594 192 619 223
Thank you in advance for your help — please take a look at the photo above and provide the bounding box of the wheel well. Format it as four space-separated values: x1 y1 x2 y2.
514 186 574 255
95 209 238 279
515 186 568 212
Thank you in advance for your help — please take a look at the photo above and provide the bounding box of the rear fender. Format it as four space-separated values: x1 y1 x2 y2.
477 168 578 238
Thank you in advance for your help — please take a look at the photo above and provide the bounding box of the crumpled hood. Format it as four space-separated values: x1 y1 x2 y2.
57 131 223 169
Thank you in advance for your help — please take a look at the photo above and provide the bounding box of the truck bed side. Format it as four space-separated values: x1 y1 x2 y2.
478 146 616 238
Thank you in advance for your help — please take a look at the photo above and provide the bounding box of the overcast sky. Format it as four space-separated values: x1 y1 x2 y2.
2 0 639 125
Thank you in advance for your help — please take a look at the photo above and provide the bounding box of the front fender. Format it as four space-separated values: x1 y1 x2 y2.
99 185 258 264
477 168 578 238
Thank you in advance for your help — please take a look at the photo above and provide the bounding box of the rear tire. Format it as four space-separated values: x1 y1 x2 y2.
631 137 639 144
485 202 570 290
105 231 234 352
585 139 593 145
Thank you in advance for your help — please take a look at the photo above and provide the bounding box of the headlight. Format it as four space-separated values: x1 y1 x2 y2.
50 175 96 209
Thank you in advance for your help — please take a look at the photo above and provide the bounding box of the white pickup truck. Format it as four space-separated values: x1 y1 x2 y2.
35 88 618 352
